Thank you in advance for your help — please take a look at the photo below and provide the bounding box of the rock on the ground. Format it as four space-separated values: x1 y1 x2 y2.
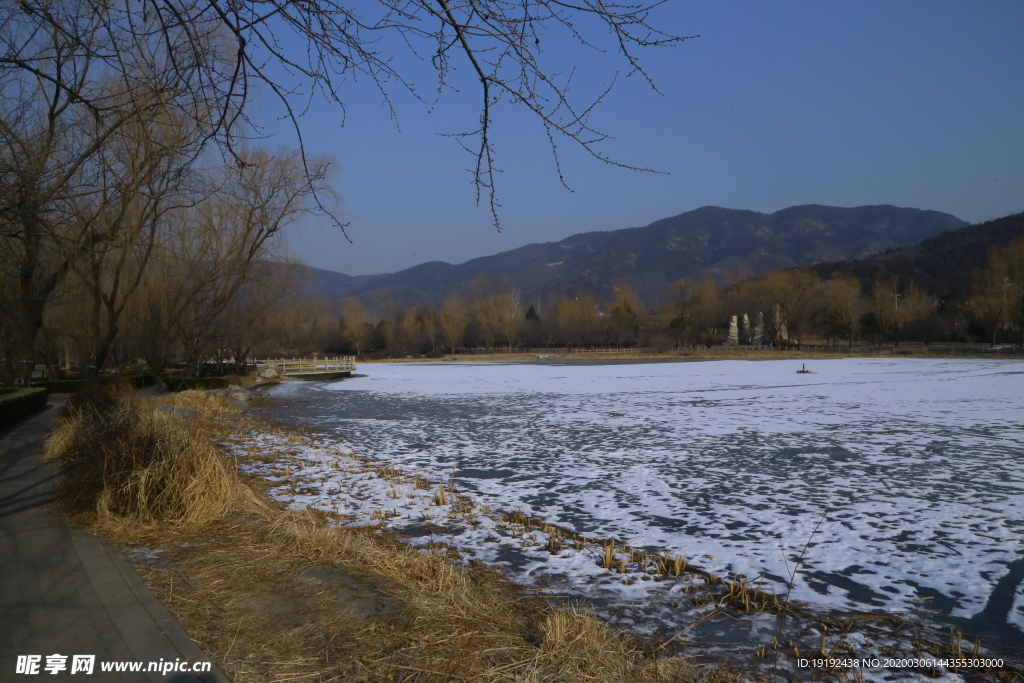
227 388 253 402
255 366 279 379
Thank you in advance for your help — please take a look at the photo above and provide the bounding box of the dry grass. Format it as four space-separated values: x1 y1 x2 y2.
166 389 243 417
44 389 257 529
45 388 737 683
135 507 728 683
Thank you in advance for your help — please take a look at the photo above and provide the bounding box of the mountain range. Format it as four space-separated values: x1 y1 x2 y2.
305 204 970 306
806 211 1024 295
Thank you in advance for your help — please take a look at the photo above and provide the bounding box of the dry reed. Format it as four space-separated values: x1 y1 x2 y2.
44 389 257 528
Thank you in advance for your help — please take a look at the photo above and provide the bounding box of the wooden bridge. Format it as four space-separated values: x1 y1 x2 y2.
256 356 356 380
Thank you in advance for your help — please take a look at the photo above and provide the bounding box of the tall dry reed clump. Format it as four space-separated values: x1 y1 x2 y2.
44 388 255 529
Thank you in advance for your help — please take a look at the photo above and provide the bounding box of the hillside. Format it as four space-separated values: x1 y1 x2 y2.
307 204 967 306
806 212 1024 294
302 268 385 300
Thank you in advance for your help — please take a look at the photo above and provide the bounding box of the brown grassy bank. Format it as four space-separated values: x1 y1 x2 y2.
44 389 735 683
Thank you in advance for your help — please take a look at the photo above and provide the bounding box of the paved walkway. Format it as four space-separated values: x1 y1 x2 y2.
0 403 229 682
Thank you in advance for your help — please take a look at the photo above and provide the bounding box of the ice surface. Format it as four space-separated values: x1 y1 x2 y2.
1011 585 1024 632
254 358 1024 636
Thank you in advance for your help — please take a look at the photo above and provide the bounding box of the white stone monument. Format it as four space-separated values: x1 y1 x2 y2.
727 315 739 345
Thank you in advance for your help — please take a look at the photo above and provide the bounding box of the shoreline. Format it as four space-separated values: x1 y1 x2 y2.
356 345 1024 365
119 394 743 683
76 370 1020 682
236 383 1023 681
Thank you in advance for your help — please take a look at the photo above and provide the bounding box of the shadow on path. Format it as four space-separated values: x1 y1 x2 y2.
0 402 228 682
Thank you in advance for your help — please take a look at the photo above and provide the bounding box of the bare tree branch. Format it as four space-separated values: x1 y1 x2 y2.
4 0 695 230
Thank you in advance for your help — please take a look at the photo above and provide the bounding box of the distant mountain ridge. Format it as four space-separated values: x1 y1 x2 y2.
806 211 1024 295
306 204 968 305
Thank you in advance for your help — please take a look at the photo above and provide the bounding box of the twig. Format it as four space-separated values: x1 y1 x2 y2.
364 659 465 679
172 568 195 590
773 511 829 683
476 655 538 677
654 609 720 652
224 617 244 659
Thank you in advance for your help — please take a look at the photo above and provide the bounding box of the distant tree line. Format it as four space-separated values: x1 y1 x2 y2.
252 238 1024 359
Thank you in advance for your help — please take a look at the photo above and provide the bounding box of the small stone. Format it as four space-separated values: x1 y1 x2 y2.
228 388 253 401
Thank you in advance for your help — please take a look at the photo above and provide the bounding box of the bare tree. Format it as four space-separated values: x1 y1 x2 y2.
739 271 821 345
400 308 423 353
417 305 441 352
823 275 862 348
667 278 715 348
340 297 372 356
607 281 641 347
437 296 468 354
873 276 923 348
0 2 230 378
374 295 405 356
5 0 691 229
558 294 599 349
996 240 1024 344
130 149 330 374
74 108 204 374
973 239 1024 346
494 290 522 353
473 293 500 350
214 259 308 366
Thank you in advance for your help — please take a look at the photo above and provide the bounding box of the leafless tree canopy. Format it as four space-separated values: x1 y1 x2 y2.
3 0 691 228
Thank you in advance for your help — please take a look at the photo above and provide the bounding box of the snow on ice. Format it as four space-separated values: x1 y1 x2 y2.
245 358 1024 639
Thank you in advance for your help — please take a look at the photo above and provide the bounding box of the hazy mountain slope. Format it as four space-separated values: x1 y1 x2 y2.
302 268 385 300
308 204 967 305
807 211 1024 294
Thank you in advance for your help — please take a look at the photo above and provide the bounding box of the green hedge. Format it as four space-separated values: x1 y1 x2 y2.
162 376 229 392
0 387 49 428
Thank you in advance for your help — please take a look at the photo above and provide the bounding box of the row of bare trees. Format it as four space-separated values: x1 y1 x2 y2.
255 240 1021 358
0 141 326 381
0 3 330 382
725 243 1024 348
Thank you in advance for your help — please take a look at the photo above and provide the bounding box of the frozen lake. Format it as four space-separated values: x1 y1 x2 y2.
255 358 1024 646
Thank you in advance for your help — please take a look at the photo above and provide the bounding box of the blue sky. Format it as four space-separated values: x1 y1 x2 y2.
259 1 1024 276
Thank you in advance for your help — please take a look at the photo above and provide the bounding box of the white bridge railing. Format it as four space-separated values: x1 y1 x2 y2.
256 356 355 375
